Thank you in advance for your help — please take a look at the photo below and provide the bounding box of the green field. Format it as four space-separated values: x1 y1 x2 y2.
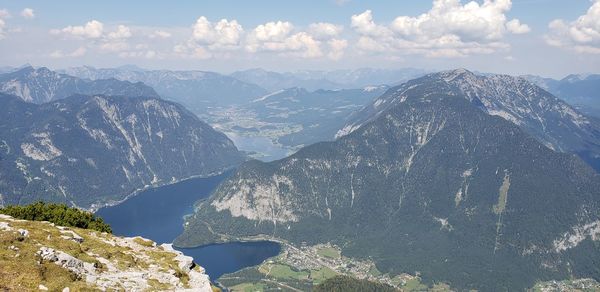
316 246 341 259
310 266 338 284
229 282 268 292
260 263 310 281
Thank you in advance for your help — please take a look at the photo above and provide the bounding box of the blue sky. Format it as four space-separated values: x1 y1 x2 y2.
0 0 598 78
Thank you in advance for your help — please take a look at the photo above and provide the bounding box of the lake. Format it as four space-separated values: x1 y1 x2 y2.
96 172 281 280
225 132 292 162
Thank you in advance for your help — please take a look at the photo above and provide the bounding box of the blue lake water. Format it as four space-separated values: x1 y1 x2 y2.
95 172 281 280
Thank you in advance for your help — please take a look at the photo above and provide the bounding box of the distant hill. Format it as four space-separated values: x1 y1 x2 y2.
231 68 426 91
523 73 600 118
0 66 159 104
62 66 269 114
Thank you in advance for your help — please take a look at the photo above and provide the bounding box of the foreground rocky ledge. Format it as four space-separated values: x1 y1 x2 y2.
0 214 212 291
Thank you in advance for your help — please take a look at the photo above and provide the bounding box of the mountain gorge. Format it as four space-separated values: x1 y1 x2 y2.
177 70 600 290
0 67 159 104
0 93 244 209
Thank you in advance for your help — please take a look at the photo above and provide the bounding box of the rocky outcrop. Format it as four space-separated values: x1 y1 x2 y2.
0 214 212 291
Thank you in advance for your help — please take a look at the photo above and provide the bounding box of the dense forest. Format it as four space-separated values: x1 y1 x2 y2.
313 276 398 292
0 202 112 233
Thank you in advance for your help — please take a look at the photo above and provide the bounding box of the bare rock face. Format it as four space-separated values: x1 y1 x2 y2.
37 247 96 277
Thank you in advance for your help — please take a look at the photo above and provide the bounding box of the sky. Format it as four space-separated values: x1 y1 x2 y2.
0 0 598 78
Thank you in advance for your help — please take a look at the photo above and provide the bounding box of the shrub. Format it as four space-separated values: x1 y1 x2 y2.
0 202 112 233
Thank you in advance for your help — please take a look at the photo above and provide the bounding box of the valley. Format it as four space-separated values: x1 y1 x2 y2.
4 1 600 291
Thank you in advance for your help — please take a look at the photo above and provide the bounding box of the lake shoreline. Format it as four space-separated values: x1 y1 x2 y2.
90 165 237 213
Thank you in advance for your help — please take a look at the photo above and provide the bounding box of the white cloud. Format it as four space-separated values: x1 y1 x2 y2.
0 9 9 18
118 50 159 59
175 16 244 58
107 25 132 39
0 9 10 40
50 46 87 58
351 10 393 38
328 38 348 60
245 21 329 58
351 0 528 58
506 19 530 34
545 0 600 54
249 21 293 43
151 30 171 39
308 22 343 39
191 16 243 48
0 20 5 40
100 41 129 52
20 8 34 19
51 20 104 39
283 32 323 58
334 0 350 6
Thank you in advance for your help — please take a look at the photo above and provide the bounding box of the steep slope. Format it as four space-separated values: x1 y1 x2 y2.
176 77 600 290
0 93 244 209
0 67 159 104
341 69 600 171
0 214 212 291
62 66 268 112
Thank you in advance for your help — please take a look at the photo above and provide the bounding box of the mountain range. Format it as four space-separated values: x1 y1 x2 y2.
524 74 600 118
341 69 600 172
0 66 159 104
231 68 426 91
176 69 600 290
61 66 269 114
0 93 244 209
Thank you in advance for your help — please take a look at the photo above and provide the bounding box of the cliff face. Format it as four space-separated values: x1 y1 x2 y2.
0 214 212 291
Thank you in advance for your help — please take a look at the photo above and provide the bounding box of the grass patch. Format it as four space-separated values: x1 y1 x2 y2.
368 265 382 277
403 278 428 291
310 266 338 285
229 282 267 292
260 263 309 281
133 237 154 247
316 247 340 259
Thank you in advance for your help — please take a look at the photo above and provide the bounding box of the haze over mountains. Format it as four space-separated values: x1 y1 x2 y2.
0 66 159 104
231 68 426 91
524 74 600 118
177 69 600 290
60 66 268 114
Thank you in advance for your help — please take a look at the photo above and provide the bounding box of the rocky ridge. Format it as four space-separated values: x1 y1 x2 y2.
0 214 212 291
